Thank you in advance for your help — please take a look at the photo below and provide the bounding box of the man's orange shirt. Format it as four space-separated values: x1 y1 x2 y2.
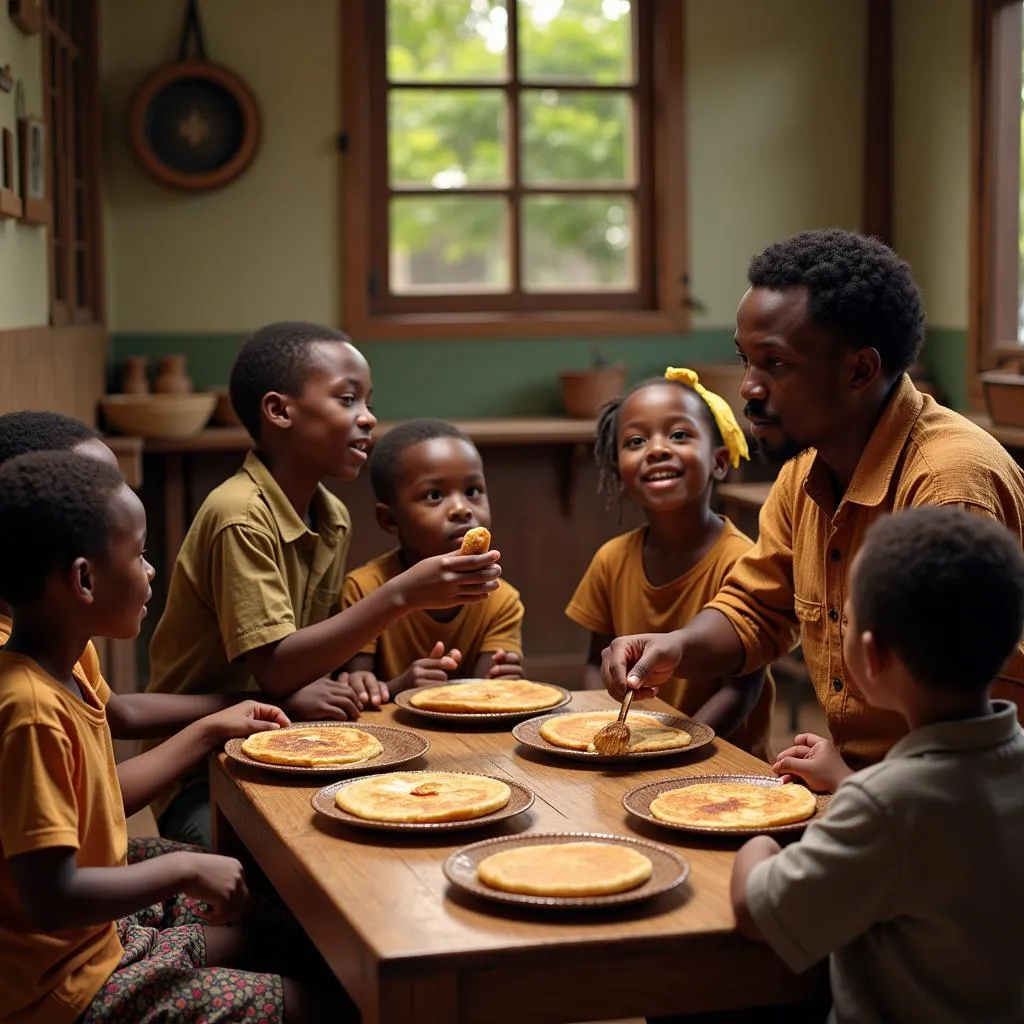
707 375 1024 768
0 650 126 1024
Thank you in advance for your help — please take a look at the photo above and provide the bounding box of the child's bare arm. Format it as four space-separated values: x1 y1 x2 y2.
582 632 615 690
116 702 288 817
690 668 766 739
730 835 780 940
105 691 246 739
244 551 501 695
9 846 246 931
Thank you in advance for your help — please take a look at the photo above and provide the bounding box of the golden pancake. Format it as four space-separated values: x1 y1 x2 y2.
409 679 563 714
241 725 383 767
477 841 653 897
539 711 692 753
335 772 511 823
649 780 816 829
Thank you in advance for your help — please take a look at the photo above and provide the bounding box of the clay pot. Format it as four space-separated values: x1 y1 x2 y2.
153 355 193 394
120 356 150 395
558 363 628 418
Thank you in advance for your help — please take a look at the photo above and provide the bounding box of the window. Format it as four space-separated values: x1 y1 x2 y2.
342 0 686 338
44 0 102 326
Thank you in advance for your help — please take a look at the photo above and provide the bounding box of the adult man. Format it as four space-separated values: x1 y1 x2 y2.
603 229 1024 777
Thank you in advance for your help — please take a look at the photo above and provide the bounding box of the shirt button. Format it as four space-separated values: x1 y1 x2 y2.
828 608 839 622
830 549 841 562
832 678 843 692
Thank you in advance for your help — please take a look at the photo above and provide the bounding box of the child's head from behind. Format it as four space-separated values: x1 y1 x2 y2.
369 419 489 561
846 506 1024 711
229 321 375 481
0 410 117 469
595 376 732 512
0 452 154 640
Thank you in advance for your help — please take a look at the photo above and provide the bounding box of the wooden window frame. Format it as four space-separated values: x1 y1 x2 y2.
43 0 104 327
969 0 1023 404
341 0 688 340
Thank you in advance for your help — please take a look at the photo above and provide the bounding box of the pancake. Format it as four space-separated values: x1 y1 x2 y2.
539 711 691 753
241 725 383 767
649 780 816 829
477 841 653 897
409 679 563 714
335 771 511 823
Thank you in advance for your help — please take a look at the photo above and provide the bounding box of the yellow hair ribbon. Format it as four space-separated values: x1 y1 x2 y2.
664 366 749 469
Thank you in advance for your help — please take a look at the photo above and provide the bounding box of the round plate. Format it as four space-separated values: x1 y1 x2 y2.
393 680 571 724
311 770 535 832
623 773 831 836
512 710 715 763
224 721 429 776
443 831 689 909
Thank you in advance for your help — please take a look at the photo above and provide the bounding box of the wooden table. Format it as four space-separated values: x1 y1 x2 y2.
211 690 823 1023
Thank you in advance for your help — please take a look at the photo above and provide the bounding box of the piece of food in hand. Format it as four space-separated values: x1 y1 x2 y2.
458 526 491 555
540 711 691 754
409 679 562 714
241 725 383 766
477 841 652 897
335 771 510 823
649 780 816 829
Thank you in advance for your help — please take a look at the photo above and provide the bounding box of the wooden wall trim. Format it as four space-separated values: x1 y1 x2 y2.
0 324 108 423
863 0 893 243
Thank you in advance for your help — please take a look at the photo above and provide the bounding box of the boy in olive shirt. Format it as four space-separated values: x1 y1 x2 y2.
147 323 503 846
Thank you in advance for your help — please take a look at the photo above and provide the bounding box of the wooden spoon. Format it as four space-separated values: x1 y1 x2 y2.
592 690 634 755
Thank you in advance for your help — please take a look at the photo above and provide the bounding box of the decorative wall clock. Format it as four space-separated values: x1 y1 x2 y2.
127 0 260 192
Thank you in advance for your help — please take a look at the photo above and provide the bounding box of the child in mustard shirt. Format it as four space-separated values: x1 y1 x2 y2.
566 368 772 757
340 419 523 693
0 450 346 1023
147 324 502 846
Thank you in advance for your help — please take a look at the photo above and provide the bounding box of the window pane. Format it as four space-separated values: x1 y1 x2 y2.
391 196 509 293
522 195 634 291
521 89 631 185
389 89 506 187
387 0 507 82
518 0 632 84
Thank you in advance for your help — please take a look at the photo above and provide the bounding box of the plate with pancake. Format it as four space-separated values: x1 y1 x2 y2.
311 770 535 832
224 721 429 776
444 831 689 909
512 709 714 763
623 773 830 836
394 678 571 723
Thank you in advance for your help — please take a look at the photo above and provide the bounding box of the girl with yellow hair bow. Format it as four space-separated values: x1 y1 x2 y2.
565 368 772 758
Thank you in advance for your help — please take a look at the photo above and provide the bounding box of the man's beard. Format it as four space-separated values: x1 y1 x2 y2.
750 435 811 466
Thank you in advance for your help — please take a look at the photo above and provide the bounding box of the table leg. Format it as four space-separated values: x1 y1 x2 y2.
368 971 459 1024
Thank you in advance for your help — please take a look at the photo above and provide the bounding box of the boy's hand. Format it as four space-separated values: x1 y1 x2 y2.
486 650 523 679
178 852 249 925
283 677 363 721
601 632 682 701
394 551 501 610
395 641 462 691
203 701 289 744
347 670 389 708
773 733 853 793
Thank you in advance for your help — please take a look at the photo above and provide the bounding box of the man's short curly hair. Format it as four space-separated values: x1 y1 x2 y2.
853 507 1024 693
0 451 126 607
369 419 474 504
228 321 352 441
748 229 925 376
0 411 99 466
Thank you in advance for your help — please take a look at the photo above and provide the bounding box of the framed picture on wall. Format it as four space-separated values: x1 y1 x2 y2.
17 115 50 224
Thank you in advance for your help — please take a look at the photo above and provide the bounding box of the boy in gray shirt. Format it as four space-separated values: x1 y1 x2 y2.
731 506 1024 1024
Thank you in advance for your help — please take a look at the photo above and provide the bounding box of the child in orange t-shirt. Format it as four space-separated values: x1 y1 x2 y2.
341 419 523 695
0 451 347 1024
566 368 773 757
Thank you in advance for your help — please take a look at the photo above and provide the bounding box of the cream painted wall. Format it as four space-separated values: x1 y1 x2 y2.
893 0 971 329
0 16 48 329
101 0 339 332
687 0 867 326
102 0 868 334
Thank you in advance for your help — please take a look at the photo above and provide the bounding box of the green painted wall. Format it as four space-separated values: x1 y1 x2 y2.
110 331 738 419
921 328 968 411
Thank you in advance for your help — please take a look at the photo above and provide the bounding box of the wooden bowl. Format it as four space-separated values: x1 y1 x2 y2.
100 393 216 438
209 387 241 427
980 371 1024 428
558 364 628 418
